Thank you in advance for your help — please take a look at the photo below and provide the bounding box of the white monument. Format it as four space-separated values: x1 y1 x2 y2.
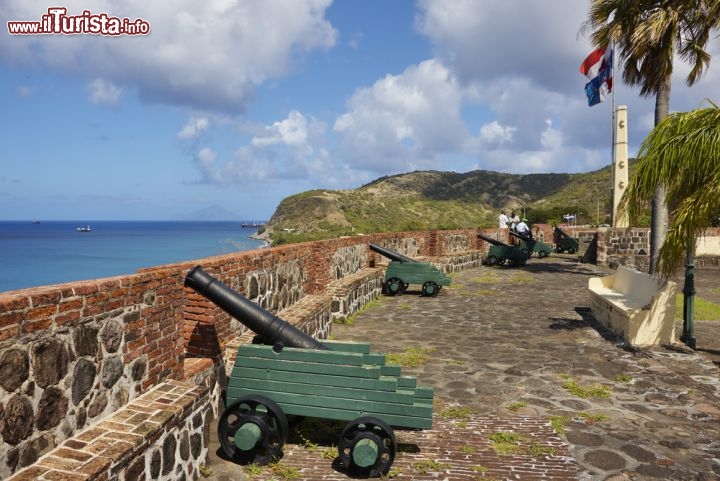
613 105 629 228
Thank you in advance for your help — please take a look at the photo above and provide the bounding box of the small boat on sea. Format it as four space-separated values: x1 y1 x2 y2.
76 225 91 232
240 221 266 228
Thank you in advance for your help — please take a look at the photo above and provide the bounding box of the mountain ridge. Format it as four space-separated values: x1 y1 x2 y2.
265 164 631 244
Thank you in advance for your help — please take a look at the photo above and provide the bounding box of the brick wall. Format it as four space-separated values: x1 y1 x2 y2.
5 224 717 478
0 229 484 478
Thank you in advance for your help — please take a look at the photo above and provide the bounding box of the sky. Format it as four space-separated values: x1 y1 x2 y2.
1 1 718 221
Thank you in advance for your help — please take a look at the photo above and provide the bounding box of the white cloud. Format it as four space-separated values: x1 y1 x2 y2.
1 0 337 113
479 121 516 145
333 59 468 173
87 78 123 105
189 110 338 184
178 117 209 139
415 0 590 92
252 111 310 148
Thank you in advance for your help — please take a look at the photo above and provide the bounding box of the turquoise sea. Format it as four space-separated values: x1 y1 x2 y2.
0 221 267 293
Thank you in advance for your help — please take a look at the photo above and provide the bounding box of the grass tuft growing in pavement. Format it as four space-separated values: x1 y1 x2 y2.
506 401 528 412
385 346 435 367
412 459 450 474
549 415 570 434
489 431 527 455
560 376 611 399
579 411 609 423
489 431 557 457
440 405 473 419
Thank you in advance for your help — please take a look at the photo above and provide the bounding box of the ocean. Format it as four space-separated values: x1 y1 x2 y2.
0 221 267 293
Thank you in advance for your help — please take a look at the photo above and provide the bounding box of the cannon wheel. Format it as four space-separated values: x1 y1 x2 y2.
385 277 403 296
487 255 498 266
338 416 396 478
538 250 549 258
555 246 563 253
421 281 439 297
568 247 576 254
217 394 289 465
498 258 507 266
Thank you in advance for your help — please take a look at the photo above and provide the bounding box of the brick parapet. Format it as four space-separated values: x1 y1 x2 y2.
5 225 718 478
6 380 211 481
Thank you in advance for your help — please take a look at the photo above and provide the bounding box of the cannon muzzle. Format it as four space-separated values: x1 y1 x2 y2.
185 266 329 351
477 232 509 247
369 243 417 263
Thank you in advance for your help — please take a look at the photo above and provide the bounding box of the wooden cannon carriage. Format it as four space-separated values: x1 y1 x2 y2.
185 266 434 478
509 231 553 259
369 243 451 297
553 227 580 254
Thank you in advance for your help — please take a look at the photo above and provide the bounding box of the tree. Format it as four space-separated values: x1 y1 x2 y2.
584 0 720 273
618 103 720 348
618 103 720 277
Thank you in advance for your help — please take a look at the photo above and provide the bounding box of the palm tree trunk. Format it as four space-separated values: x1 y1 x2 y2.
649 80 671 274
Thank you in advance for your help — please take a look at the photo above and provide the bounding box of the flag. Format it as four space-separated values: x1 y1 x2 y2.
579 47 613 107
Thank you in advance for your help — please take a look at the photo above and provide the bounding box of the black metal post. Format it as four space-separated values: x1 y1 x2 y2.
680 240 696 350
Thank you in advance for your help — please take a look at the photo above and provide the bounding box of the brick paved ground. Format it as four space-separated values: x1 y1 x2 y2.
203 257 720 481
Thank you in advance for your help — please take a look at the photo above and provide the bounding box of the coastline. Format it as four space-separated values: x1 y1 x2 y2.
249 229 271 247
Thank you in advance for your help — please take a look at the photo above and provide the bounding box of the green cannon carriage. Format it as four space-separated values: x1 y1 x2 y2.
369 243 451 297
553 227 580 254
477 232 528 267
185 266 434 478
509 231 553 259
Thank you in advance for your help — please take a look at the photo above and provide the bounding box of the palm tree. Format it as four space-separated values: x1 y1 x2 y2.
618 103 720 348
583 0 720 274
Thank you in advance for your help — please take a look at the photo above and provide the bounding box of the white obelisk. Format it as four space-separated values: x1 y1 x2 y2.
613 105 629 228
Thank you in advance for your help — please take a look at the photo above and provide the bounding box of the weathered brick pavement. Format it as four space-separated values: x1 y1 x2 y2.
204 257 720 480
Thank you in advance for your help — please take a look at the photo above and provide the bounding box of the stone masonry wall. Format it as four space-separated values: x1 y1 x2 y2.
6 380 211 481
0 269 186 479
0 229 476 478
3 224 719 478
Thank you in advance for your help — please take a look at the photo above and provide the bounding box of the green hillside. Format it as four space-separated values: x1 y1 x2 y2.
266 164 638 245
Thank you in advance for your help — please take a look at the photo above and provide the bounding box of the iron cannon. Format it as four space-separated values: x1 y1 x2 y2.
184 266 434 478
509 231 553 259
477 232 528 267
369 243 451 297
553 227 580 254
185 265 327 350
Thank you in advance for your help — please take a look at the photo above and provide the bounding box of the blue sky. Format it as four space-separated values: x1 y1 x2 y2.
1 0 718 221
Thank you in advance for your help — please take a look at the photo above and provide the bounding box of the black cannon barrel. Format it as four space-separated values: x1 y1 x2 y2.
509 231 533 241
184 266 329 351
477 232 509 247
369 243 417 263
554 227 571 239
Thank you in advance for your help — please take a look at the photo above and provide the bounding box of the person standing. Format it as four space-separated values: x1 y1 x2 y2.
509 211 520 232
498 211 509 229
516 218 531 238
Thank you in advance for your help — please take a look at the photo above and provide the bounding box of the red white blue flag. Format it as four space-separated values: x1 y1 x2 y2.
579 47 613 107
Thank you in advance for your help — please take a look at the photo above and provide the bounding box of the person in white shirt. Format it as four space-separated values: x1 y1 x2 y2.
516 218 531 238
498 211 509 229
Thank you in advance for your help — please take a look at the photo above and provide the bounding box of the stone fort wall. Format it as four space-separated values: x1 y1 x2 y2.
0 228 483 479
2 225 718 478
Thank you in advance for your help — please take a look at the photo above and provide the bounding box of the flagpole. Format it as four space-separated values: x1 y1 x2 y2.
609 41 616 226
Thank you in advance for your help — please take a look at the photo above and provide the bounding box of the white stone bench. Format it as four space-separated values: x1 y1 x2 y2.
588 266 677 347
